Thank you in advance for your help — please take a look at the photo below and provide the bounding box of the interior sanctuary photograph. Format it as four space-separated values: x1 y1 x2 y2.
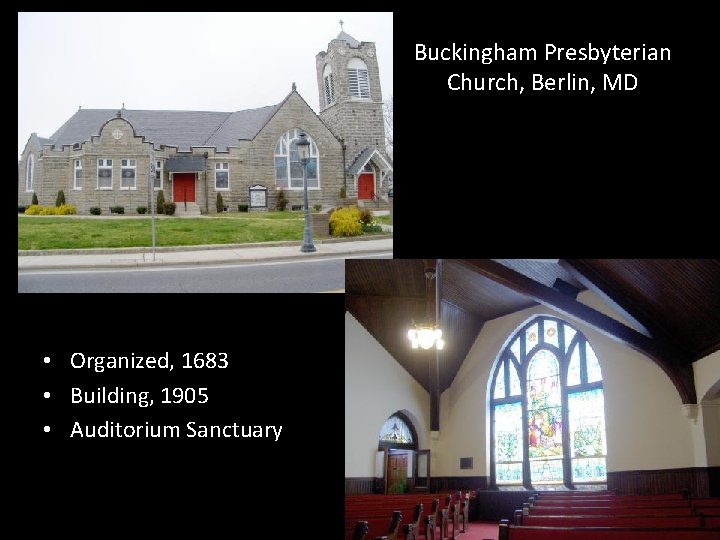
344 259 720 540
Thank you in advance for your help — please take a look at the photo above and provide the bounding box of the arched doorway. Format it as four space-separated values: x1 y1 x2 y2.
377 412 420 493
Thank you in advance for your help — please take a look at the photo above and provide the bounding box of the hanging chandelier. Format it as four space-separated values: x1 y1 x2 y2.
408 263 445 350
407 323 444 350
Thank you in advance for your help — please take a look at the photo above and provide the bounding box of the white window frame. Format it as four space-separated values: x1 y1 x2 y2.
348 57 370 99
97 158 113 190
73 159 82 190
323 64 335 105
120 159 137 190
25 154 34 192
273 128 320 191
214 162 229 191
154 160 163 190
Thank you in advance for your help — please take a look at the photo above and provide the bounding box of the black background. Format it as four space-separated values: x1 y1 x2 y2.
17 10 714 536
26 294 345 534
392 14 713 257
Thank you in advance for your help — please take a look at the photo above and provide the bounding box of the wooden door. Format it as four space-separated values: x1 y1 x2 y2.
173 173 196 202
358 173 375 200
387 453 408 493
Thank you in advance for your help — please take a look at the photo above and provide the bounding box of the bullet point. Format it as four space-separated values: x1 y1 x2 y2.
44 426 51 433
44 392 50 399
44 357 51 363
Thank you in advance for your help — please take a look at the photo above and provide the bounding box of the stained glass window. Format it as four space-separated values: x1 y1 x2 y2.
490 316 606 487
564 326 577 352
274 128 320 189
379 414 415 445
509 361 521 396
494 402 523 484
544 319 559 348
494 362 506 399
510 337 520 361
567 345 581 386
525 322 539 352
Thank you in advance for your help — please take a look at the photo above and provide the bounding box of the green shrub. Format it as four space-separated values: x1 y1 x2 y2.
18 205 26 213
362 222 383 233
55 204 77 215
25 204 42 215
89 207 101 215
156 190 165 214
339 186 347 199
313 204 322 212
216 192 224 213
359 208 374 225
238 203 248 212
163 202 176 215
55 190 66 207
110 206 125 214
137 206 148 214
31 192 38 206
276 189 288 211
329 206 363 237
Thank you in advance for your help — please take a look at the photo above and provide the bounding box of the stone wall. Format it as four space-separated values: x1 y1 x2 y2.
18 94 346 214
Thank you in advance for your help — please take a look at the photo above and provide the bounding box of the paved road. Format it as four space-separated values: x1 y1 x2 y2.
18 253 392 293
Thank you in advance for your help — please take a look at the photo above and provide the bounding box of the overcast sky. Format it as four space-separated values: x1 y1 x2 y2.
18 12 393 159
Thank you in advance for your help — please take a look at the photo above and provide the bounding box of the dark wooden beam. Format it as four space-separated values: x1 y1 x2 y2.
559 259 653 338
456 259 697 404
425 258 440 431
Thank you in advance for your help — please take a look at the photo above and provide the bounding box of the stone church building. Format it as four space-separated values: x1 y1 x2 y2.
18 30 392 215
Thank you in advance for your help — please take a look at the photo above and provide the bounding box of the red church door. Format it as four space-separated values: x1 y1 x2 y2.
358 173 375 200
173 173 196 202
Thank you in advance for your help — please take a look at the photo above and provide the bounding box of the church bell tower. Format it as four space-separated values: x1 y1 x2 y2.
316 24 391 198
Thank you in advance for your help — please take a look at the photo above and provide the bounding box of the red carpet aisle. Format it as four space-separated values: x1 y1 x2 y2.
465 521 500 540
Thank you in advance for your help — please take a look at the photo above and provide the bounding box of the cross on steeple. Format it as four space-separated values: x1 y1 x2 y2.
339 20 344 31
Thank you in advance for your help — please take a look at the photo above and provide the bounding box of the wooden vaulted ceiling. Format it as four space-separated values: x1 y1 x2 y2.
345 259 720 406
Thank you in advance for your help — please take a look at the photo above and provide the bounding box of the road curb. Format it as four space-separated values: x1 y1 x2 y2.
18 234 393 256
17 247 393 271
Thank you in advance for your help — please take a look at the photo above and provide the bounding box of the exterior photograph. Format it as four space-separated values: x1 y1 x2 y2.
19 28 392 215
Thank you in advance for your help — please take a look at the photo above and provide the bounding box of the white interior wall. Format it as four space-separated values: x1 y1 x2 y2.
433 291 696 476
346 291 715 479
345 312 430 477
694 350 720 466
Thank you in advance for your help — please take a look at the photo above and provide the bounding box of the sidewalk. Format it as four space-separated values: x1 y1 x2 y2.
18 236 393 271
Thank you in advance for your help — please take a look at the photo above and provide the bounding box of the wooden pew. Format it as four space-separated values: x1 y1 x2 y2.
375 510 403 540
437 494 459 539
353 521 369 540
499 519 720 540
423 499 439 540
527 504 695 516
522 515 704 528
403 504 423 540
458 491 470 533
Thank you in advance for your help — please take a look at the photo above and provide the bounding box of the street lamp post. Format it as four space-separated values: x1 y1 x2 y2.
296 132 316 253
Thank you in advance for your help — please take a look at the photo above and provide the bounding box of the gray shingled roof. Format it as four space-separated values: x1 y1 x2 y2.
337 31 360 48
347 147 393 175
47 106 280 152
37 137 53 147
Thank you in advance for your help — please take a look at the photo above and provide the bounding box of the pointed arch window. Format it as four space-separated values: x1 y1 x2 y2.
490 316 607 488
274 128 319 190
378 412 417 450
25 154 34 192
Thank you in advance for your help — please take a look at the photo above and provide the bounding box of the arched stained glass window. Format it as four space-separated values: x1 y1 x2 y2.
490 316 607 488
378 412 417 449
274 128 319 190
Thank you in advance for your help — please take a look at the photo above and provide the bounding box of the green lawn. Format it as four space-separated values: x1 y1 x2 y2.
18 213 307 250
